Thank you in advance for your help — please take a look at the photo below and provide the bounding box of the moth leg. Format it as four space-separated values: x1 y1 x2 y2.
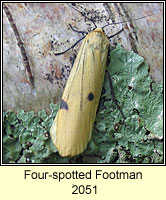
54 36 85 55
106 71 126 120
69 23 87 35
108 28 124 40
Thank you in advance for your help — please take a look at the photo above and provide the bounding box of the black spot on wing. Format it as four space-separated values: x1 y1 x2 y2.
87 93 94 101
60 99 68 110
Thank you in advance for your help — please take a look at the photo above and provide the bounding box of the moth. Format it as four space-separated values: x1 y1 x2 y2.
50 4 153 157
50 28 110 157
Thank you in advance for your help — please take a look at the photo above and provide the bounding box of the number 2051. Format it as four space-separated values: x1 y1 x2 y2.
72 185 97 194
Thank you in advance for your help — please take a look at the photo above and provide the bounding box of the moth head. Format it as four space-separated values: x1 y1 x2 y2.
93 28 105 35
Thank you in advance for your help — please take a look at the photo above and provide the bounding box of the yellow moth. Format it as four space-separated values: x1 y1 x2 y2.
50 28 109 157
50 4 152 157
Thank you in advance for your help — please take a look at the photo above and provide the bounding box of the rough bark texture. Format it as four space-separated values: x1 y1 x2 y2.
3 3 163 113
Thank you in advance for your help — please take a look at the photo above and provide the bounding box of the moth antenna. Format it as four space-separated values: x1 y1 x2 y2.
102 14 154 29
67 3 97 29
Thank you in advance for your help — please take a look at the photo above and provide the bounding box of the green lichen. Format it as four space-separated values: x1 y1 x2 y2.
93 45 163 163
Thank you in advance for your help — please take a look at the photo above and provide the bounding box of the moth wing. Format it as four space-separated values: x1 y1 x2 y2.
51 30 109 157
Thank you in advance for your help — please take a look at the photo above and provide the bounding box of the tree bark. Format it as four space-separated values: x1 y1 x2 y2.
3 3 163 113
